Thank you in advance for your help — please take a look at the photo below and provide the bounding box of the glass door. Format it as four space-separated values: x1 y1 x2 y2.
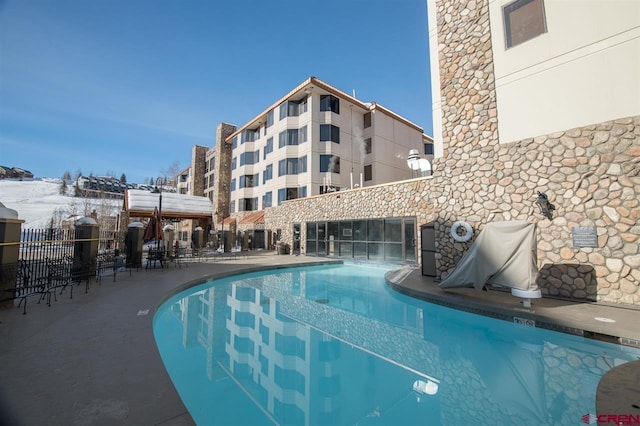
404 219 416 264
317 223 327 256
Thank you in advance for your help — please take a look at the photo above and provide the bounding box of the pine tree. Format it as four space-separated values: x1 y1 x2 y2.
59 180 68 195
120 173 127 183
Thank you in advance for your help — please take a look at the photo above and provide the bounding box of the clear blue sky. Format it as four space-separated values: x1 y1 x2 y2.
0 0 432 184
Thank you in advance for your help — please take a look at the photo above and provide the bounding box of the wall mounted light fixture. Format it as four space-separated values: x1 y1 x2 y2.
536 191 555 220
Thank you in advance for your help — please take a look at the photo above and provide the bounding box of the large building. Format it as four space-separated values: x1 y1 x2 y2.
224 77 432 213
196 77 433 251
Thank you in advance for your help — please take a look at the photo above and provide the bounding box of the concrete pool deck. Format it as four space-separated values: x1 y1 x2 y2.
0 254 638 425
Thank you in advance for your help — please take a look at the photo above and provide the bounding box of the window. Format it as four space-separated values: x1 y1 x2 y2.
364 164 372 181
232 136 238 149
320 185 339 194
241 129 258 144
278 156 307 176
503 0 546 48
320 95 339 114
266 110 274 128
424 143 434 155
299 125 307 143
239 198 258 211
264 137 273 159
231 157 237 170
320 124 340 143
363 112 371 128
230 178 236 191
279 130 294 147
320 155 340 173
263 164 273 184
364 138 372 154
239 174 258 188
262 191 272 208
277 187 303 205
230 200 236 214
278 126 307 148
240 151 259 166
278 98 308 120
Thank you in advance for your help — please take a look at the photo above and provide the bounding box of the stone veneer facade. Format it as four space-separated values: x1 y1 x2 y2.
190 145 207 197
209 123 236 219
264 0 640 306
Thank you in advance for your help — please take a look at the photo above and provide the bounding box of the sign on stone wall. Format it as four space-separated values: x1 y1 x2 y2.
571 226 598 248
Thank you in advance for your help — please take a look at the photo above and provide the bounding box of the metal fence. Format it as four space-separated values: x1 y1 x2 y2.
1 227 126 313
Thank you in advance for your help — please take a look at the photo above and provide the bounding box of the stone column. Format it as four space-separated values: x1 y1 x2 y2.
163 224 175 254
126 222 144 268
73 217 99 283
192 227 203 254
0 204 24 309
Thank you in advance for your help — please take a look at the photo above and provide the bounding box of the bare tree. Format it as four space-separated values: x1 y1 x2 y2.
161 160 181 188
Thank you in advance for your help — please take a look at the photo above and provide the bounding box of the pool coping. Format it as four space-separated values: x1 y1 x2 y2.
385 267 640 347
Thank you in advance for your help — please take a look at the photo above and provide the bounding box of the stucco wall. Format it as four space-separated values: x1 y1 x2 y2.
489 0 640 144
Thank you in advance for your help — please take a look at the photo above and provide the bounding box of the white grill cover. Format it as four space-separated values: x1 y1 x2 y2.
438 221 539 292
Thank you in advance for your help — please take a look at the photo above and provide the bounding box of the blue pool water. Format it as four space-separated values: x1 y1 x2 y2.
153 263 640 425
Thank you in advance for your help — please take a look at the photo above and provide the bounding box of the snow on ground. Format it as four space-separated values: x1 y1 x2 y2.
0 179 122 229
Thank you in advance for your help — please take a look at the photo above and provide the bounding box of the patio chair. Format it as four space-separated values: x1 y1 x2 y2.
44 256 74 300
0 260 52 314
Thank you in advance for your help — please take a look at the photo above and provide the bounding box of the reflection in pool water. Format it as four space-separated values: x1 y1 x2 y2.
153 263 640 425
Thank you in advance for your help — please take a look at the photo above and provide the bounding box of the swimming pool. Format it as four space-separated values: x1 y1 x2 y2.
153 263 640 425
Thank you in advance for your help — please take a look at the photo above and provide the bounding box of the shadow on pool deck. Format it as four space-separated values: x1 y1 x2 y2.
0 254 638 425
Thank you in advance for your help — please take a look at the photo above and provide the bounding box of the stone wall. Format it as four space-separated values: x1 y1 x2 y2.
264 0 639 306
265 115 640 306
210 123 236 218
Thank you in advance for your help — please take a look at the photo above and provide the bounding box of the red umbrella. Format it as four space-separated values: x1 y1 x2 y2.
143 207 163 243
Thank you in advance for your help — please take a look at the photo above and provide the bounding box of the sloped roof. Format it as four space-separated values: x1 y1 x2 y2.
124 189 213 219
225 76 426 143
238 211 265 225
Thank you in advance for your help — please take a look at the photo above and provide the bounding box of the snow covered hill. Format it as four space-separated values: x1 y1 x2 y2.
0 179 122 229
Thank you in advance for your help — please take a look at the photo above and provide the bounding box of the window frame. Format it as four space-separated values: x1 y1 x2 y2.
320 95 340 114
503 0 547 49
263 164 273 184
363 112 372 128
364 138 372 154
364 164 372 181
320 155 340 173
319 124 340 143
264 137 273 159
